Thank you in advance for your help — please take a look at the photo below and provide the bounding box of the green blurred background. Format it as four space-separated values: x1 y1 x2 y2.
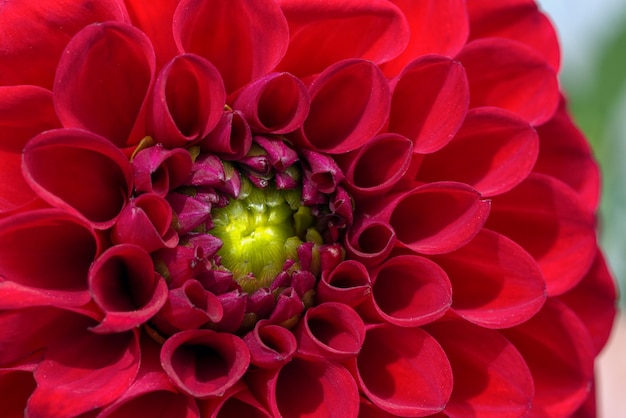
538 0 626 306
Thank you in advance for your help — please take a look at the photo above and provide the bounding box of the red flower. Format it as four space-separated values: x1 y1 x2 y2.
0 0 616 417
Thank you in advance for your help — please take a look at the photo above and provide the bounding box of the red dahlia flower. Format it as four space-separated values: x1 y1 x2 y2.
0 0 616 417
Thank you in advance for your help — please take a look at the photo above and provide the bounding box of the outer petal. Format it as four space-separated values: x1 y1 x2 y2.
383 0 469 76
486 173 597 296
173 0 289 93
278 0 409 77
0 86 61 214
0 0 129 88
54 22 156 147
417 107 539 197
457 37 559 126
0 368 36 418
0 209 99 308
350 324 453 416
22 128 133 229
425 319 534 418
200 382 271 418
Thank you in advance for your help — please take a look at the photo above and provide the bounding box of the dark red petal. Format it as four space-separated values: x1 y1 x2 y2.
244 320 297 369
173 0 289 93
363 255 451 327
486 173 597 296
467 0 560 71
300 149 344 194
383 0 469 76
278 0 409 77
199 110 253 161
149 54 226 148
339 133 413 198
433 229 546 328
425 319 534 418
295 59 390 154
387 55 468 154
534 96 600 211
28 329 141 418
160 329 250 398
559 250 617 355
0 86 61 213
89 244 168 333
0 0 129 88
0 369 36 418
351 324 452 416
418 107 539 197
54 22 156 147
0 210 98 308
345 217 396 266
233 72 310 134
317 260 372 307
457 37 559 126
22 129 133 229
501 300 595 417
133 144 194 197
381 182 490 255
200 383 271 418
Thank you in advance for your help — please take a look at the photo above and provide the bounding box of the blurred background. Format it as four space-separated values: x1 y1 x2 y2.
537 1 626 416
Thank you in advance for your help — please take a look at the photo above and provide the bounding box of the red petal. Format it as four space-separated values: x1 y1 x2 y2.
160 329 250 398
149 54 225 148
363 255 451 327
22 129 133 229
54 22 156 147
0 86 60 213
316 260 372 307
345 217 396 266
0 210 98 308
457 38 559 126
383 0 469 76
0 369 36 417
28 329 141 418
467 0 560 71
278 0 409 77
295 59 390 154
132 144 194 197
501 300 595 417
173 0 289 93
388 55 469 154
380 182 491 255
351 324 452 416
199 110 253 161
486 173 597 296
534 97 600 212
200 383 271 417
418 107 539 197
426 319 534 418
433 229 546 328
0 0 129 88
244 320 297 369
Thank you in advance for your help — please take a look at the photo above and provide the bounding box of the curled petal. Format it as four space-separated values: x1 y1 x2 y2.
0 0 129 88
426 319 534 418
501 300 596 417
200 382 271 418
383 0 469 75
418 107 539 197
244 320 297 369
487 173 597 296
363 255 451 327
28 328 141 418
0 86 60 213
160 329 250 398
317 260 372 307
295 302 365 360
350 324 453 416
345 217 396 266
339 133 413 198
199 110 253 161
254 136 299 171
89 244 168 333
149 54 226 148
22 129 133 229
294 59 390 154
133 144 194 196
300 149 344 194
54 21 156 147
233 72 310 134
278 0 409 77
215 291 247 333
457 37 559 126
433 229 546 328
173 0 289 93
268 287 305 326
0 209 98 308
467 0 560 71
381 182 491 255
112 193 178 253
388 55 469 154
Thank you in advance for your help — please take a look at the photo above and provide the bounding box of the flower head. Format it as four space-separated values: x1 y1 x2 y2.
0 0 616 417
